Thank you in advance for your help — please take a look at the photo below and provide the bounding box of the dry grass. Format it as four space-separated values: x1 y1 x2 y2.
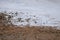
0 26 60 40
0 12 60 40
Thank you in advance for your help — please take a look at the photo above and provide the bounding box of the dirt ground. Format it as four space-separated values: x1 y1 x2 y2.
0 26 60 40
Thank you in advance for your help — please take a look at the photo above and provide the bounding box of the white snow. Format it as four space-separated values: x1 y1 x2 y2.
0 0 60 27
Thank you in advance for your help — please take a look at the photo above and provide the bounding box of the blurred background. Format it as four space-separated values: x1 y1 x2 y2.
0 0 60 27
